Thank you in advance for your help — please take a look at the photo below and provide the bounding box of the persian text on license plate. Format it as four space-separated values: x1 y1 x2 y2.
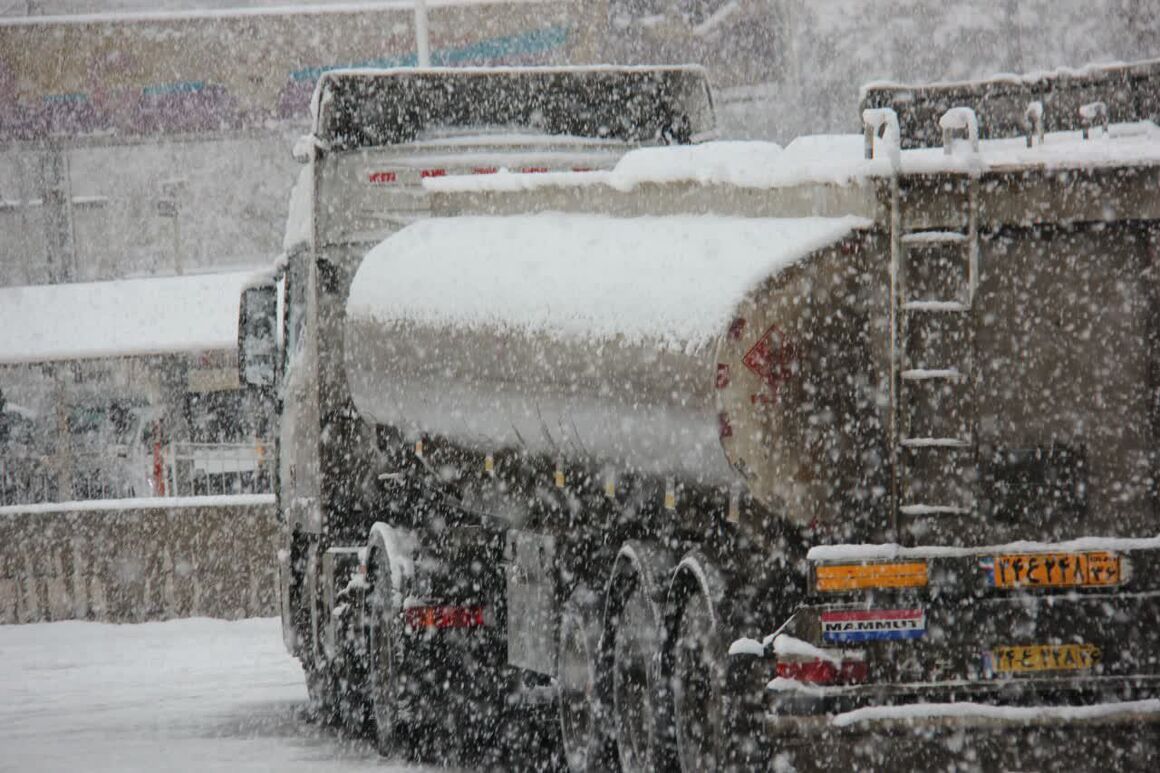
986 551 1123 589
987 643 1101 674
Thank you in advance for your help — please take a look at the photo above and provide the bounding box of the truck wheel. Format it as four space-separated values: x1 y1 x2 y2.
558 586 608 772
367 549 402 756
669 553 728 773
604 542 676 773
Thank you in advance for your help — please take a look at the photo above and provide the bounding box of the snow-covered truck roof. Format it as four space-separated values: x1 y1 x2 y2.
0 270 259 365
347 213 871 350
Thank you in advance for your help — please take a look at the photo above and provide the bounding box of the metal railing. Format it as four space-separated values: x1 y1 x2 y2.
0 453 55 505
0 447 144 505
0 441 272 506
163 441 272 498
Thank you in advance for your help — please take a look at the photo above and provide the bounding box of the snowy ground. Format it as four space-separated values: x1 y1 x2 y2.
0 618 439 772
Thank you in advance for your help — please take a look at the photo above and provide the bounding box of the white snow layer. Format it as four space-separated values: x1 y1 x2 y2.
0 493 274 517
770 633 843 665
728 637 766 656
831 699 1160 728
426 123 1160 195
0 617 428 772
347 213 871 350
808 534 1160 562
0 270 259 365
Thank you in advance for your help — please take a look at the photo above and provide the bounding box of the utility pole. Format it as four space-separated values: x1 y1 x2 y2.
41 141 76 283
1003 0 1025 75
415 0 431 67
158 179 186 275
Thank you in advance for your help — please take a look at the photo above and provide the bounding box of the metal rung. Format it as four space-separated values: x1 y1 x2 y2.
902 300 969 312
901 437 971 448
901 231 968 245
901 368 962 381
900 504 972 516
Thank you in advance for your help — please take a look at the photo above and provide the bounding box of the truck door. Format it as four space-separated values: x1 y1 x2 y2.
279 249 323 534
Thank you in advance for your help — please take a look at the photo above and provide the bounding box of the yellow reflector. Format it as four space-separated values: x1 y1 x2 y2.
815 562 928 592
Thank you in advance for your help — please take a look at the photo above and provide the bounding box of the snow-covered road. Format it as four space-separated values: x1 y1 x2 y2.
0 618 431 772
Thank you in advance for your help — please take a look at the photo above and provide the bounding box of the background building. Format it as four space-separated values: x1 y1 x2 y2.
0 270 270 503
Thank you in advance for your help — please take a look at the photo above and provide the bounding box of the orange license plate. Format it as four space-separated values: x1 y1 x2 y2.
987 551 1122 589
988 643 1101 674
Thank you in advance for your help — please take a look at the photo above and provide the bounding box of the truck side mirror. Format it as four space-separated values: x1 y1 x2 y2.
238 283 278 390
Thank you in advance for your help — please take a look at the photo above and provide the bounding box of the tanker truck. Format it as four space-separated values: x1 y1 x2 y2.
239 61 1160 771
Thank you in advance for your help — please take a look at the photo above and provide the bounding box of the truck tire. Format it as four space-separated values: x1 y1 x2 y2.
603 541 677 773
366 545 403 757
558 585 611 772
668 552 728 773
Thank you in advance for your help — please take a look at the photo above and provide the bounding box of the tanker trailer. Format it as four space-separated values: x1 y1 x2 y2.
341 210 882 770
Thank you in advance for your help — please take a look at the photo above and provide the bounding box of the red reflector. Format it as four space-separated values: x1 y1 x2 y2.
420 169 446 178
520 166 549 174
368 171 397 184
775 658 868 685
472 167 498 175
571 166 593 172
715 363 730 389
404 605 486 630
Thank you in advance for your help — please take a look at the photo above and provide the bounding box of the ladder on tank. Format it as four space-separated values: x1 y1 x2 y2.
882 107 982 531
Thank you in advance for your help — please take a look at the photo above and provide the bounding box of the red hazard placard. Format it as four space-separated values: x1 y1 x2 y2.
742 324 796 399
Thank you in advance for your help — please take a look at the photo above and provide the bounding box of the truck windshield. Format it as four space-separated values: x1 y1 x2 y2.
314 67 715 151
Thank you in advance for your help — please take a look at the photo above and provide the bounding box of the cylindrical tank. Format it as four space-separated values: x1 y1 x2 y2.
344 213 877 523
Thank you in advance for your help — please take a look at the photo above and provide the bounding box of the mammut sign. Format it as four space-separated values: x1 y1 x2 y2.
821 609 926 643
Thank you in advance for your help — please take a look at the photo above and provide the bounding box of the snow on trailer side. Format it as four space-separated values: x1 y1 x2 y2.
344 213 872 498
425 123 1160 199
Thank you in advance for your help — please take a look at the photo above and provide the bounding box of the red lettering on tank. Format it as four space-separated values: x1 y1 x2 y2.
715 363 730 389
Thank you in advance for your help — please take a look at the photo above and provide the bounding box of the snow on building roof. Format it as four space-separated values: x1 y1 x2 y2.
347 213 871 352
0 270 257 365
425 122 1160 195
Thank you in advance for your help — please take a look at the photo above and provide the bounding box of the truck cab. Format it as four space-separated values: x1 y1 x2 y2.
238 64 717 749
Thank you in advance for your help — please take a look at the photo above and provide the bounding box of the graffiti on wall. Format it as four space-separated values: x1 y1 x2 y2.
0 5 579 141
